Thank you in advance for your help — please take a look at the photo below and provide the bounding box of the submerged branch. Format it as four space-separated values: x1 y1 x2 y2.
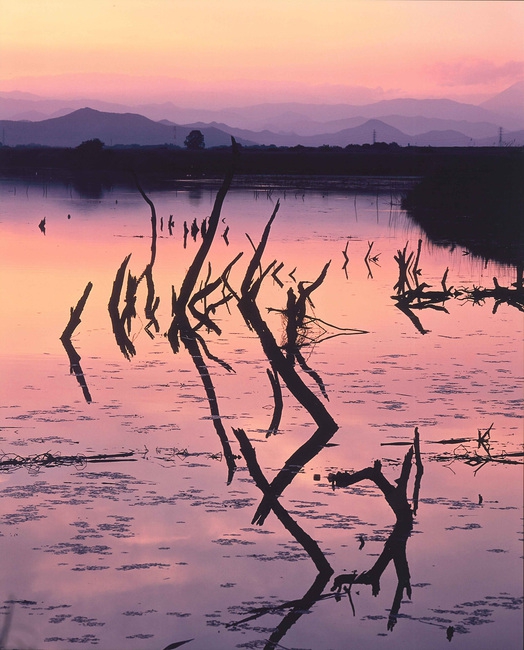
266 366 283 436
233 427 332 575
108 255 136 360
329 429 422 631
237 208 339 526
60 282 93 340
60 282 94 403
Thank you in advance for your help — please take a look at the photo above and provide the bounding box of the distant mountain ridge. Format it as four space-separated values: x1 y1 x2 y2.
0 82 523 136
480 81 524 119
0 108 255 148
1 106 523 149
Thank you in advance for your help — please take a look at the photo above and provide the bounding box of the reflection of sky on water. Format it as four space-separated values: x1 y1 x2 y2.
0 179 522 649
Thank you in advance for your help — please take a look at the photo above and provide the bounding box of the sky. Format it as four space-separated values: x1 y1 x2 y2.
0 0 523 107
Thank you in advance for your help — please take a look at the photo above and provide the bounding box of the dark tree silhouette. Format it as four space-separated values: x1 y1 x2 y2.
184 129 205 150
76 138 104 153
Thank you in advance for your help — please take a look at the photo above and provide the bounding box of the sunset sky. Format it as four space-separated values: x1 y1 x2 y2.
1 0 523 106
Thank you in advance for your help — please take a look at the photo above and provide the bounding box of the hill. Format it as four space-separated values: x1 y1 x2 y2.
1 107 524 150
0 108 254 148
1 85 523 138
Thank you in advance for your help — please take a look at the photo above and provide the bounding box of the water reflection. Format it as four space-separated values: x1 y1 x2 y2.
60 281 93 403
134 177 161 336
392 240 523 334
228 427 424 646
1 157 523 649
167 152 240 484
78 155 524 644
402 157 524 268
392 240 453 335
364 240 380 278
108 254 137 359
330 429 423 632
428 424 524 474
107 177 161 357
121 158 421 646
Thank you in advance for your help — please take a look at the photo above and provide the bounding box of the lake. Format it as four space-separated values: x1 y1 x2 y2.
0 171 522 650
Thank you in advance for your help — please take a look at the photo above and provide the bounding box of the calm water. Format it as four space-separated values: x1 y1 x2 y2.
0 175 522 650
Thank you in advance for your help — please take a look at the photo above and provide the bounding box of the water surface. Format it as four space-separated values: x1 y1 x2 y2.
0 176 522 650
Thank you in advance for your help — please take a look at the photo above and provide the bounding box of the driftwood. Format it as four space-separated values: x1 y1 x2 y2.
60 282 93 340
364 241 380 278
233 205 339 526
229 431 425 640
226 572 332 637
229 427 333 648
266 366 283 436
0 450 135 474
342 240 349 275
392 241 454 334
134 175 161 334
457 276 524 313
329 428 423 631
233 427 332 574
108 254 136 359
392 243 522 335
180 327 237 485
174 143 238 315
107 177 161 357
60 282 93 403
429 424 523 474
164 140 240 484
60 337 93 404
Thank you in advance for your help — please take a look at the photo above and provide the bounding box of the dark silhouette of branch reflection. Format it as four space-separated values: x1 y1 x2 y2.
233 202 339 525
110 152 241 483
233 427 332 574
231 427 332 649
223 202 369 648
108 175 161 358
457 271 524 313
265 365 283 436
108 254 137 360
392 241 453 334
228 431 424 644
166 140 241 484
329 428 423 632
60 281 93 403
133 175 161 336
392 242 523 334
232 201 366 526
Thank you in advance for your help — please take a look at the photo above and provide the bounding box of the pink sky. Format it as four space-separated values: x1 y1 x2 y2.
1 0 523 106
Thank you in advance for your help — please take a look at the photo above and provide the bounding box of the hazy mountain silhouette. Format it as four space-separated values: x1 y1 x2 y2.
1 85 523 148
0 108 254 148
180 118 524 147
1 84 522 134
0 91 135 122
479 80 524 120
328 115 505 140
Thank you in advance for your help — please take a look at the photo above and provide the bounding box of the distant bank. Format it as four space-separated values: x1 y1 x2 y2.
1 142 522 266
0 143 522 191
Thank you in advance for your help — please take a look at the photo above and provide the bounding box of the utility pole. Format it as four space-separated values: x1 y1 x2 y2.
499 127 503 146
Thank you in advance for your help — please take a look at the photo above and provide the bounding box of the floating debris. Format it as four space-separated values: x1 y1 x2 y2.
0 451 135 474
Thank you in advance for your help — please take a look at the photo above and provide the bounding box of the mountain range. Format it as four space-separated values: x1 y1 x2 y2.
0 82 523 148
